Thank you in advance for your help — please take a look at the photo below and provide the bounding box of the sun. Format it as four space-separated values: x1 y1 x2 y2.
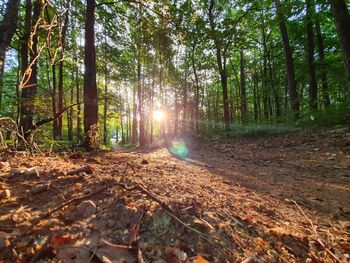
153 110 165 121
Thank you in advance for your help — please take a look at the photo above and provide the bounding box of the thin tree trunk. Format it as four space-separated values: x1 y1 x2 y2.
240 50 247 123
137 56 145 147
58 6 70 138
315 14 330 107
306 0 318 110
67 71 74 141
275 0 300 118
208 0 230 132
182 65 188 134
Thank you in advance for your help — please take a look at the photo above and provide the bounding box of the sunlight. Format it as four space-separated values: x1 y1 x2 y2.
153 110 165 122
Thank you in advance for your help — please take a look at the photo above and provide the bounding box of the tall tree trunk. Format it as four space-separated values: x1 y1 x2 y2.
21 0 41 141
0 0 21 108
83 0 98 149
329 0 350 93
275 0 300 118
208 0 230 131
67 71 74 141
182 65 188 134
253 71 259 122
52 64 60 138
267 49 282 117
191 44 200 133
315 14 330 107
138 56 145 147
240 50 247 123
58 4 70 138
131 83 137 144
103 35 108 145
306 0 318 110
75 52 82 140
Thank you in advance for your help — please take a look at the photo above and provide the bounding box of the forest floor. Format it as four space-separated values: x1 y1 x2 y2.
0 128 350 263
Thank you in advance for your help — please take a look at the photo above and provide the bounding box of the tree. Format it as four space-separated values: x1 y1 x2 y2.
83 0 98 148
305 0 318 110
274 0 300 118
329 0 350 94
0 0 20 108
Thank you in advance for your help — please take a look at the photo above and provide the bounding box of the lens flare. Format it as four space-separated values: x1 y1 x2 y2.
153 110 165 121
170 140 189 158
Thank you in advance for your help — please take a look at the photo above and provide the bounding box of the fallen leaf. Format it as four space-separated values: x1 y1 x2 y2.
50 235 72 249
96 239 136 263
193 255 210 263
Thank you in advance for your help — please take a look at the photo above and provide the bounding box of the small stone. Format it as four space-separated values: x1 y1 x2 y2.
77 200 96 218
141 159 149 164
31 184 49 194
23 167 39 178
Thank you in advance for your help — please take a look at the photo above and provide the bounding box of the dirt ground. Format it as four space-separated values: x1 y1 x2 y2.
0 128 349 262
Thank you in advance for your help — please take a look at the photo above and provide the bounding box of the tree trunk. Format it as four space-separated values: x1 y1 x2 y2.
182 65 188 134
138 56 145 147
131 82 137 144
21 0 41 140
83 0 98 149
306 0 318 110
329 0 350 93
58 4 70 138
103 36 108 145
75 52 82 140
67 71 74 141
0 0 21 107
52 64 60 138
275 0 300 118
315 14 330 107
240 50 247 123
208 0 230 131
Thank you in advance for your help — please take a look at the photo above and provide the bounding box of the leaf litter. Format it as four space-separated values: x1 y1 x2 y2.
0 129 349 262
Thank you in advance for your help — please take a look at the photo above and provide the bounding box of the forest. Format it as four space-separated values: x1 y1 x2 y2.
0 0 350 262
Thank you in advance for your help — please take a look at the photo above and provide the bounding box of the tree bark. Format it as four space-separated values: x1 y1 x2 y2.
58 3 70 138
315 14 330 107
0 0 21 108
306 0 318 110
240 50 247 122
208 0 230 131
20 0 41 140
275 0 300 118
329 0 350 95
83 0 98 149
137 56 145 147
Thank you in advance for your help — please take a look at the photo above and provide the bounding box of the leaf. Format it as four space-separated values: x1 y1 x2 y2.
50 235 72 249
96 239 136 263
193 255 210 263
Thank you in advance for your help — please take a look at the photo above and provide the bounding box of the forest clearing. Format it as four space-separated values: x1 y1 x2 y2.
1 0 350 262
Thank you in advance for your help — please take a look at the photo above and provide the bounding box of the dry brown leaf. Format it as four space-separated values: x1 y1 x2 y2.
96 240 135 263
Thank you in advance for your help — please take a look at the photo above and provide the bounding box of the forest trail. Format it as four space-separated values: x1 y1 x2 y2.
1 129 350 262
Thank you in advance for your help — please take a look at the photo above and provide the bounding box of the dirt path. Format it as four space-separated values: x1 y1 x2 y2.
0 129 349 262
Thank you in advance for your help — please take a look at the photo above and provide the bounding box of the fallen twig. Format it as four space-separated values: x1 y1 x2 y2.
123 162 136 174
292 200 341 263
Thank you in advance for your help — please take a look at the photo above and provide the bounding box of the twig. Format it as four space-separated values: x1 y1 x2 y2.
116 181 216 244
123 162 135 174
292 200 341 263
